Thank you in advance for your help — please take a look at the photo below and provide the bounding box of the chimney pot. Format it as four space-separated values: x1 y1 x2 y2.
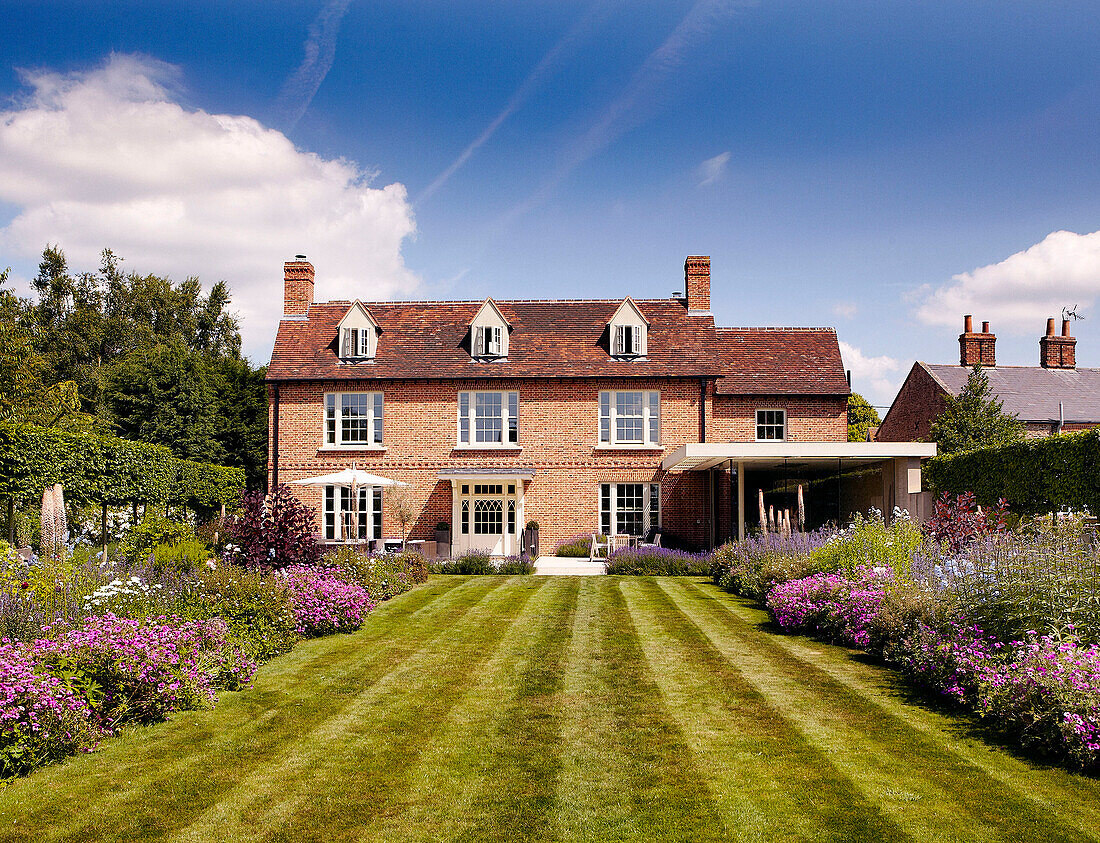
684 255 710 313
1063 318 1071 337
981 321 989 333
1047 317 1056 337
964 314 973 333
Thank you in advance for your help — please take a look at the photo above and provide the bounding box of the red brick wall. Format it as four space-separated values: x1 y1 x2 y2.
269 378 714 551
268 377 851 552
876 363 947 442
710 394 847 441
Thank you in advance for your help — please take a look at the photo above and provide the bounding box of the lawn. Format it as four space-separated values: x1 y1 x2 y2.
3 576 1100 842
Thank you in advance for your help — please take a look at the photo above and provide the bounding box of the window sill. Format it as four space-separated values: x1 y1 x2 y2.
317 445 387 452
452 444 523 451
594 444 664 451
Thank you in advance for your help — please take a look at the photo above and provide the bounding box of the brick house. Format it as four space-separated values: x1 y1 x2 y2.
878 315 1100 443
268 256 933 554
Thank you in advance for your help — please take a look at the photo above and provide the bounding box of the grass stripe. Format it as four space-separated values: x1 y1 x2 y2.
172 576 541 842
618 578 906 843
350 576 581 842
663 578 1099 843
552 577 729 842
686 579 1100 838
0 576 504 842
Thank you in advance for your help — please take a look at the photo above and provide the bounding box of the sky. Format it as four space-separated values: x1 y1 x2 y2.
0 0 1098 409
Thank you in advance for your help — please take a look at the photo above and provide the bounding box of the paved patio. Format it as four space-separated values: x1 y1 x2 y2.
532 557 606 576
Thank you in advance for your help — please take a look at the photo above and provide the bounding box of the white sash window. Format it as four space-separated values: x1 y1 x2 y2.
598 390 660 445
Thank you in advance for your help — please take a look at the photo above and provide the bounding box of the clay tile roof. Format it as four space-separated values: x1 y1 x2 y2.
267 299 727 381
712 328 849 395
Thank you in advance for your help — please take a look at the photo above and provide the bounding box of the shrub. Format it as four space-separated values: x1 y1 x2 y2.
29 613 256 730
0 646 101 779
150 539 211 577
191 565 298 662
119 515 200 562
924 491 1009 554
279 566 374 636
225 486 321 570
767 567 892 648
806 510 923 579
606 547 711 576
710 530 837 601
432 553 534 575
556 534 599 558
322 546 415 602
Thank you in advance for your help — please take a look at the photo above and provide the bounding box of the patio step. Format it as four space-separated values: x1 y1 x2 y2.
532 557 607 576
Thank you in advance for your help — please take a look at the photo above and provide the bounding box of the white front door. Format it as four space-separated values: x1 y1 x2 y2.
453 481 520 556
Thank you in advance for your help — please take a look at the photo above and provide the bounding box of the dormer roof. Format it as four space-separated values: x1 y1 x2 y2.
471 298 511 329
608 297 650 326
338 300 381 331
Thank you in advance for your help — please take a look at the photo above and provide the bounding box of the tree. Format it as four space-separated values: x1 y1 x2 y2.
847 393 881 442
929 365 1025 454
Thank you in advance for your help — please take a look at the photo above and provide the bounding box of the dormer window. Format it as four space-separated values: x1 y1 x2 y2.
470 299 510 360
337 302 379 360
608 298 648 358
475 326 503 357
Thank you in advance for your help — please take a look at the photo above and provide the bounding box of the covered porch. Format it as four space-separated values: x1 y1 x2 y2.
661 442 937 547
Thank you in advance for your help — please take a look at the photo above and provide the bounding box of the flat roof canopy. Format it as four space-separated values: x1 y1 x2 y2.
662 441 937 472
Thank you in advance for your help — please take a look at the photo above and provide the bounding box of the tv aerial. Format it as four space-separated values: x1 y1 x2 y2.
1062 305 1084 322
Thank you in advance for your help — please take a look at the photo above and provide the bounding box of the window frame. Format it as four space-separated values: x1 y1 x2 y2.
613 323 644 357
473 325 505 358
598 390 660 446
599 482 661 537
323 390 384 448
755 407 787 442
457 390 520 447
340 325 376 359
322 484 383 542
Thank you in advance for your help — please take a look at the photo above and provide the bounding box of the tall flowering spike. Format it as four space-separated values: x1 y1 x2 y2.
797 484 806 531
52 483 67 547
758 489 766 532
40 486 57 554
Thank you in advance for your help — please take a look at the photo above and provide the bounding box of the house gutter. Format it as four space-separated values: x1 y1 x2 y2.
271 383 280 491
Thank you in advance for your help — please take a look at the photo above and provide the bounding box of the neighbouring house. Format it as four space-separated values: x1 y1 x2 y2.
878 315 1100 443
267 255 934 555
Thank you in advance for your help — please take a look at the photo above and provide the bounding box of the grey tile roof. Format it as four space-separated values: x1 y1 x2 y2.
923 363 1100 423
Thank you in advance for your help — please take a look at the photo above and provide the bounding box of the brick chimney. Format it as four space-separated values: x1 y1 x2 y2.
959 315 996 367
284 256 314 317
684 255 710 313
1040 317 1076 369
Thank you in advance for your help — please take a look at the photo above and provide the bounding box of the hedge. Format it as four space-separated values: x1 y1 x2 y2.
0 422 245 511
926 428 1100 516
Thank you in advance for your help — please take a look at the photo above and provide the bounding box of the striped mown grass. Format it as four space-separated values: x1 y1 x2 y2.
2 576 1100 842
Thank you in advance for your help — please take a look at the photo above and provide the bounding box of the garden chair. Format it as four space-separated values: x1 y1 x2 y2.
638 532 661 549
588 533 608 561
608 534 632 554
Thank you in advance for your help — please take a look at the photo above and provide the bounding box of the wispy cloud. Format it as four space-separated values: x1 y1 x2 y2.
696 151 730 186
417 1 618 205
496 0 746 231
276 0 353 130
915 229 1100 333
831 301 858 319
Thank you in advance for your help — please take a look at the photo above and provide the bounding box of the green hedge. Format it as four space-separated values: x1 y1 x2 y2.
0 422 244 510
926 429 1100 515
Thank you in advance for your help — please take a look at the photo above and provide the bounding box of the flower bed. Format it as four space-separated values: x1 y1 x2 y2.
605 546 710 576
711 501 1100 771
279 566 374 636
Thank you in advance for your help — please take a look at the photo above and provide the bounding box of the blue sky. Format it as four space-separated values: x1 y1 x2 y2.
1 0 1098 406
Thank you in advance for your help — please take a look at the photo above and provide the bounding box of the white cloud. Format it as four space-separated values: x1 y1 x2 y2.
839 341 902 408
916 230 1100 332
696 151 729 186
831 301 858 319
0 54 418 361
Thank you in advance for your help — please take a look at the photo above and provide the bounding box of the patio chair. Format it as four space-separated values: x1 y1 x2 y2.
588 533 608 561
608 534 633 554
638 532 661 549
